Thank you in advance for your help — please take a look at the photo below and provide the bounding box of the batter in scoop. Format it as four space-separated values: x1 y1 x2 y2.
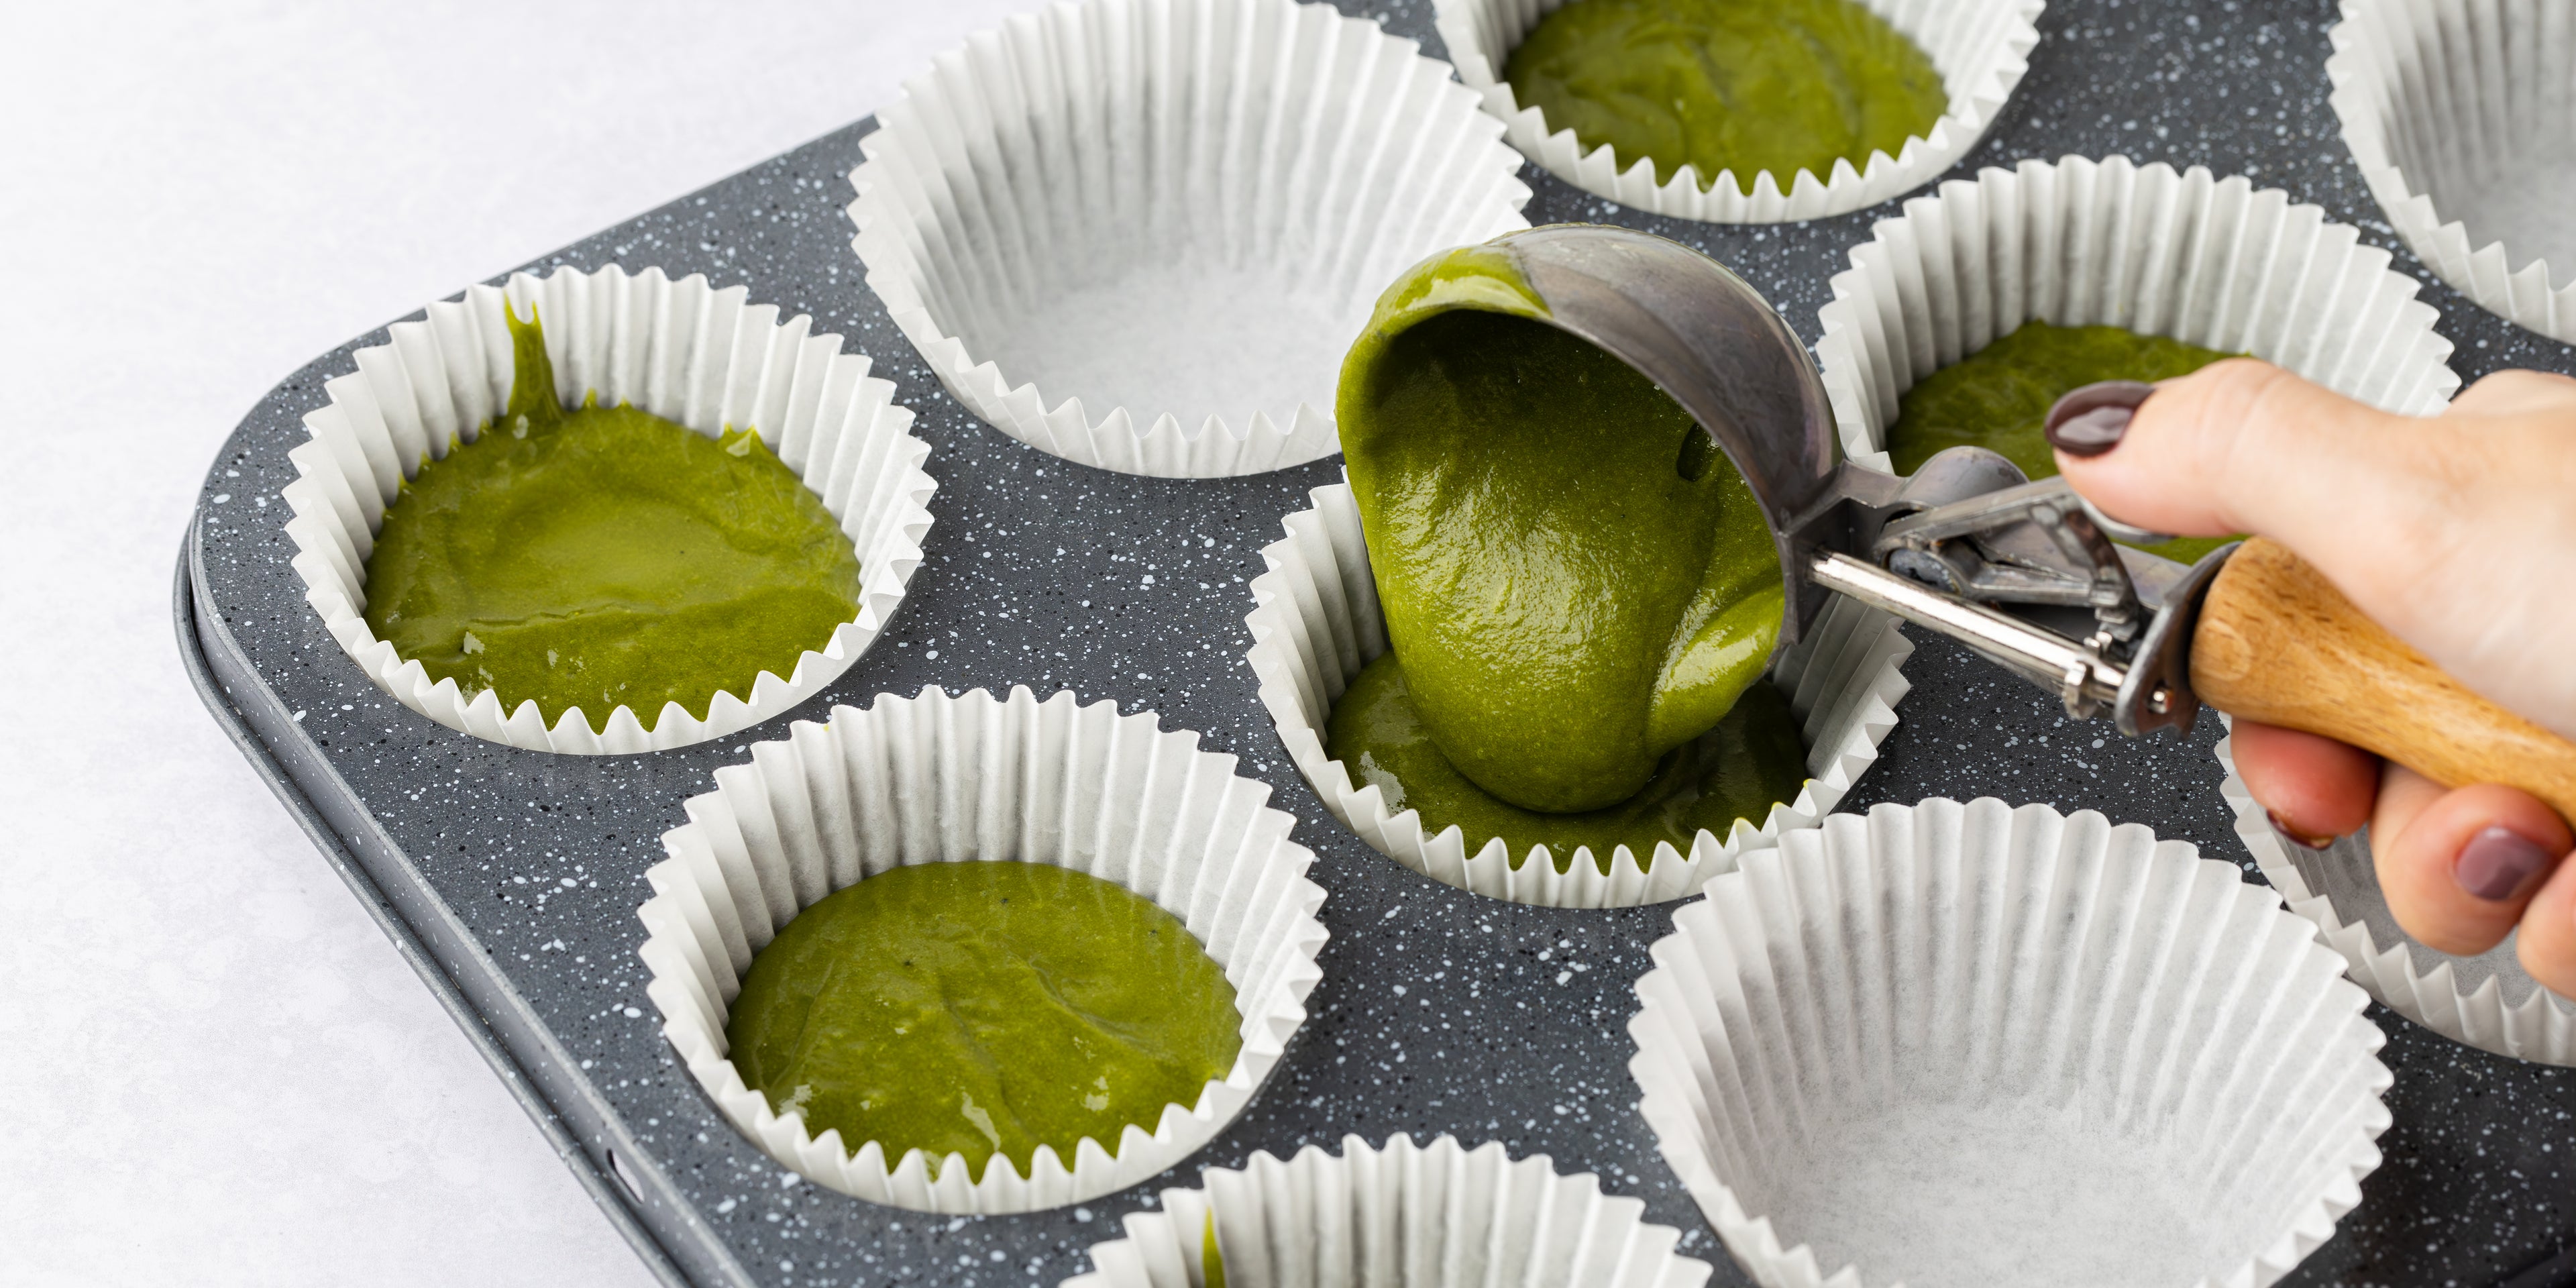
1335 242 1800 829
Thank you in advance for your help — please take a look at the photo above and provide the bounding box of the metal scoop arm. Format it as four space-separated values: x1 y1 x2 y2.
1794 455 2576 821
1786 451 2226 738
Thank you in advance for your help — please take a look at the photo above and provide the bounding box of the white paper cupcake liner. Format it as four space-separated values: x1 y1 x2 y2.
1630 798 2392 1288
279 264 937 755
1818 154 2461 471
2216 732 2576 1067
1243 481 1912 908
1063 1134 1712 1288
634 686 1330 1214
1433 0 2042 223
2330 0 2576 344
848 0 1532 478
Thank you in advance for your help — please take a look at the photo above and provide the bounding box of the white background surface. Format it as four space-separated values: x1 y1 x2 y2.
0 3 1044 1281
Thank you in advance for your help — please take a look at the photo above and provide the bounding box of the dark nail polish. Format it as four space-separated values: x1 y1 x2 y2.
2455 826 2553 902
2045 380 2157 458
2267 810 2335 851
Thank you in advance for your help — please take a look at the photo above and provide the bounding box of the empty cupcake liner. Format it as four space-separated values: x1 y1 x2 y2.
279 264 937 755
848 0 1532 478
634 686 1330 1213
1063 1134 1712 1288
1243 481 1912 908
1629 798 2391 1288
2330 0 2576 343
1816 154 2460 472
1432 0 2043 223
2216 732 2576 1067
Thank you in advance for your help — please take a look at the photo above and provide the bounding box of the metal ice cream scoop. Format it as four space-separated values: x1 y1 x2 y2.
1485 223 2576 820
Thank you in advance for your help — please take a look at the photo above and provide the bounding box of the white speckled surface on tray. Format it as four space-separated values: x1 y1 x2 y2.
180 1 2575 1285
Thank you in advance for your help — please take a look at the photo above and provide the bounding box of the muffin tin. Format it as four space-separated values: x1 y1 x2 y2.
178 1 2576 1285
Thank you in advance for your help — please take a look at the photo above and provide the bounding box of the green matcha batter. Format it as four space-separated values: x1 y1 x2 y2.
1337 242 1790 818
1328 651 1807 872
363 305 861 729
725 862 1242 1181
1504 0 1948 195
1202 1214 1226 1288
1886 319 2238 562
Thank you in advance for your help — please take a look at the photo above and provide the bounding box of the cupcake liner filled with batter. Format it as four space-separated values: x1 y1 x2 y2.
635 686 1328 1214
2331 0 2576 344
1435 0 2043 223
1064 1134 1713 1288
1243 230 1908 909
847 0 1530 478
1244 479 1910 908
2218 732 2576 1066
280 264 937 754
1816 155 2459 482
1629 798 2391 1288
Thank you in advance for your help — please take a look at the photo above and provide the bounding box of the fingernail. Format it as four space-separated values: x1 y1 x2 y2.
2267 810 2336 851
2455 826 2553 902
2045 380 2157 458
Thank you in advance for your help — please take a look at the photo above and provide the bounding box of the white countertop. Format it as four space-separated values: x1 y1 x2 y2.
0 3 1046 1281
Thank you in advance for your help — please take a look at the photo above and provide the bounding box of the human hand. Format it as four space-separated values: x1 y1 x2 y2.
2044 359 2576 998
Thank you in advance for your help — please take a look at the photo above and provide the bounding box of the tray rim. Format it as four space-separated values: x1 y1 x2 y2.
174 529 714 1288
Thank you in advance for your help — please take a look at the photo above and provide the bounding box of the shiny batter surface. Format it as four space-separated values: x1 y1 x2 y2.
726 863 1242 1181
1504 0 1948 193
362 305 861 729
1337 243 1789 815
1886 319 2237 561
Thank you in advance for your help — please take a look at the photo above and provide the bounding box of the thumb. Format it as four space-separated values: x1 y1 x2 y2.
2051 359 2576 744
2049 359 2451 616
2050 359 2411 552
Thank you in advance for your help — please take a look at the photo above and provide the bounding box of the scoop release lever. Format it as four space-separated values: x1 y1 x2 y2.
1467 222 2576 822
1803 455 2576 822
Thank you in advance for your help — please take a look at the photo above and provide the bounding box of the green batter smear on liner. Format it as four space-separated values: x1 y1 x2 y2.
1885 319 2242 563
1504 0 1949 195
361 303 862 731
1332 240 1806 862
725 863 1242 1181
1202 1212 1226 1288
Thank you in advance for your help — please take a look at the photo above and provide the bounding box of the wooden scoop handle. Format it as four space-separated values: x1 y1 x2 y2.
2192 536 2576 823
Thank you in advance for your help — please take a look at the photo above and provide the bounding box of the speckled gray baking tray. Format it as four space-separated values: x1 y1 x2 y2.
177 1 2576 1284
